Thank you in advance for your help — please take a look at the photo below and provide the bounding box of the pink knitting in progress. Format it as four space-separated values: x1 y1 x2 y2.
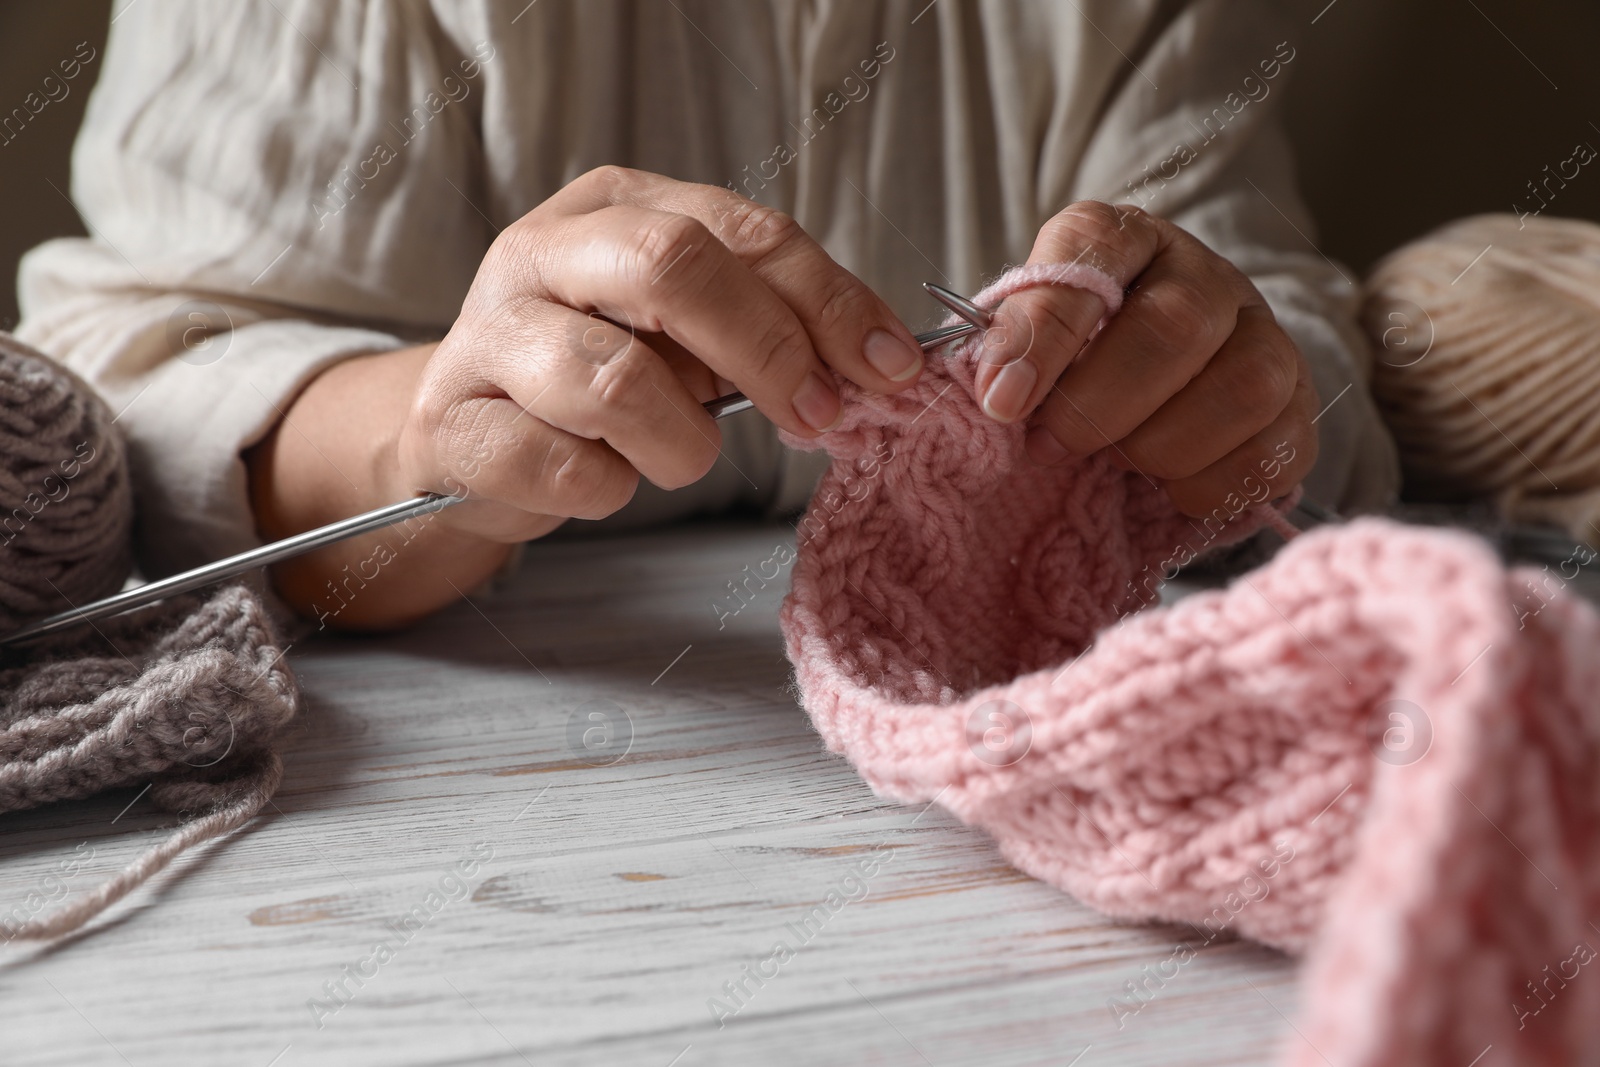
779 263 1600 1066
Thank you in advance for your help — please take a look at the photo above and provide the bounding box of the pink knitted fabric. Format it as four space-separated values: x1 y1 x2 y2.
780 265 1600 1066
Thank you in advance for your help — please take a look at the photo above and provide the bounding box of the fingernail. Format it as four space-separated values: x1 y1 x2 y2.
862 329 922 382
982 359 1037 423
1025 424 1072 466
793 371 843 432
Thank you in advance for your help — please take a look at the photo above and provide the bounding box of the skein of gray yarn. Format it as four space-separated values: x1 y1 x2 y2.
0 333 299 941
0 333 132 627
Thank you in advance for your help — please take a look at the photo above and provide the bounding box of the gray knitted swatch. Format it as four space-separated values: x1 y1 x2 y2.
0 332 299 940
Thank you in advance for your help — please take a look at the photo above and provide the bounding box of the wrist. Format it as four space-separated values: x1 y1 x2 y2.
246 342 518 629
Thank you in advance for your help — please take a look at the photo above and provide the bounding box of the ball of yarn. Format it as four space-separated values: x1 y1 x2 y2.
0 332 133 629
1362 214 1600 543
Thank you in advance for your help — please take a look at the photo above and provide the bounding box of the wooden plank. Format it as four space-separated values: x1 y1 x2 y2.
0 522 1300 1067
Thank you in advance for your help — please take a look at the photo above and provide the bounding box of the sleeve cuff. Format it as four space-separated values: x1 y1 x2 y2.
119 318 405 577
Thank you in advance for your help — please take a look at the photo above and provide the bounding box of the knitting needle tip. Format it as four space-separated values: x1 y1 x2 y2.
923 282 995 331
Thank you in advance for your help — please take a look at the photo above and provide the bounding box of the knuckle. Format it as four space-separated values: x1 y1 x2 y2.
1165 410 1317 520
1138 284 1217 351
545 439 634 519
722 200 803 261
1050 200 1136 258
409 374 456 440
1264 342 1302 408
578 164 638 196
563 310 632 367
586 353 654 420
811 271 870 339
1065 199 1133 232
1251 373 1319 493
627 214 712 291
414 379 498 463
1219 345 1296 424
743 309 811 385
1025 290 1091 359
482 222 543 296
1108 202 1153 228
422 396 510 497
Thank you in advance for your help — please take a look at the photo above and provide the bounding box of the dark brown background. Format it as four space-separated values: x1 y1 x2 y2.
2 0 1596 331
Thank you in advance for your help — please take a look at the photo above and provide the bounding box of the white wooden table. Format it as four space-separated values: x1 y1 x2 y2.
0 521 1299 1067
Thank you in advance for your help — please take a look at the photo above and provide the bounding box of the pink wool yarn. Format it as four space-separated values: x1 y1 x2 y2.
780 264 1600 1066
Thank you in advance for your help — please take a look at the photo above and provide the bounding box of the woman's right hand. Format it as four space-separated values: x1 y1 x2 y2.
395 165 927 544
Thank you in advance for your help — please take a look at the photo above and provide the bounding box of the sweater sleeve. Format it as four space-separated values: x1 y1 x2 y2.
1067 0 1400 514
14 0 494 577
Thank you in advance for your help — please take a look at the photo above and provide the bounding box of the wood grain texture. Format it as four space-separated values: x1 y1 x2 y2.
0 521 1302 1067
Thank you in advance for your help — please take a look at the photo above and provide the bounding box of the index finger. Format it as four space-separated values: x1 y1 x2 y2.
515 202 844 437
976 202 1168 392
551 167 928 393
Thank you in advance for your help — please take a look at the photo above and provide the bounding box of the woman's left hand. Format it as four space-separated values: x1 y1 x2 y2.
975 201 1319 517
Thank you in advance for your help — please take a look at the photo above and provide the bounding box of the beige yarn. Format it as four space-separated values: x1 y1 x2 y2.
1362 213 1600 544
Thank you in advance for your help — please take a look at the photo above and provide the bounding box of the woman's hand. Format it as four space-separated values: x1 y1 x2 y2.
973 202 1319 516
251 167 925 628
398 165 926 544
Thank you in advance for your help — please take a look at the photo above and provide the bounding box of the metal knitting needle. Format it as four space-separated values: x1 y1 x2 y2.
1 316 982 646
923 282 995 330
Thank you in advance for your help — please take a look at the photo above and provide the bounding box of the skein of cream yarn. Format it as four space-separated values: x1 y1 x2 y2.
1362 213 1600 544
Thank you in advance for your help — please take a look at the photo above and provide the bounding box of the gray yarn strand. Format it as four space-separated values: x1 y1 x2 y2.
4 752 283 941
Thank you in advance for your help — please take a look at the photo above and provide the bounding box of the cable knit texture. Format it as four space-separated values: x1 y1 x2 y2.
0 333 298 940
780 265 1600 1066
